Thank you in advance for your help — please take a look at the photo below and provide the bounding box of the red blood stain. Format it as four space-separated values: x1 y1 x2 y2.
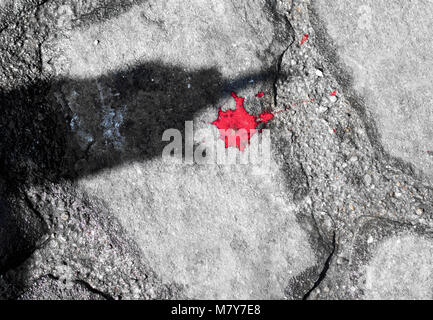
256 92 265 98
300 33 309 45
212 92 259 151
330 90 337 96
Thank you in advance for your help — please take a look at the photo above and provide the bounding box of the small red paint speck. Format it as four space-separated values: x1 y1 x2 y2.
333 128 336 133
256 92 265 98
330 90 337 96
300 33 309 45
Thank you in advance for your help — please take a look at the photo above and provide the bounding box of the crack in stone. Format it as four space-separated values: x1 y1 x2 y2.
272 10 293 108
18 273 115 300
273 49 286 108
74 279 115 300
302 232 336 300
22 192 49 233
273 43 291 109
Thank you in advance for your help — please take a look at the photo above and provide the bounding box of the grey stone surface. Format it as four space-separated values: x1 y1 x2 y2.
364 234 433 300
312 0 433 179
1 0 433 300
34 0 331 299
310 218 433 300
53 0 329 300
0 0 329 300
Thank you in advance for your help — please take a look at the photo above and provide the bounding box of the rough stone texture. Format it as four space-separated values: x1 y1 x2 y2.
361 223 433 300
78 160 321 299
312 218 433 300
312 0 433 179
0 0 329 300
0 182 47 274
17 275 106 300
1 0 433 300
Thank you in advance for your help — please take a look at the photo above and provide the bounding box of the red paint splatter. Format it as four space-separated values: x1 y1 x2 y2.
332 128 336 133
212 93 317 150
256 92 265 98
258 112 274 124
330 90 337 96
300 33 309 45
212 92 259 151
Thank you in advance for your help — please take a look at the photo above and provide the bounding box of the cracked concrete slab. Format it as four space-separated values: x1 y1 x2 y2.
0 0 330 300
50 0 324 299
78 157 319 299
1 0 433 301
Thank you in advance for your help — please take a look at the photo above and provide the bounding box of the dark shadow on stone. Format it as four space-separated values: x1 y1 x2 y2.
0 0 295 300
1 61 274 184
0 60 276 289
0 191 48 275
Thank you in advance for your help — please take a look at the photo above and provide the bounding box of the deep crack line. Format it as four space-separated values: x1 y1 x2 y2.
22 192 49 233
302 232 336 300
273 45 290 109
273 13 294 109
74 279 115 300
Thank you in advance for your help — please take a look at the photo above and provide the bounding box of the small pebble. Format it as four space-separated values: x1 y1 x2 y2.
364 174 372 186
318 105 328 113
